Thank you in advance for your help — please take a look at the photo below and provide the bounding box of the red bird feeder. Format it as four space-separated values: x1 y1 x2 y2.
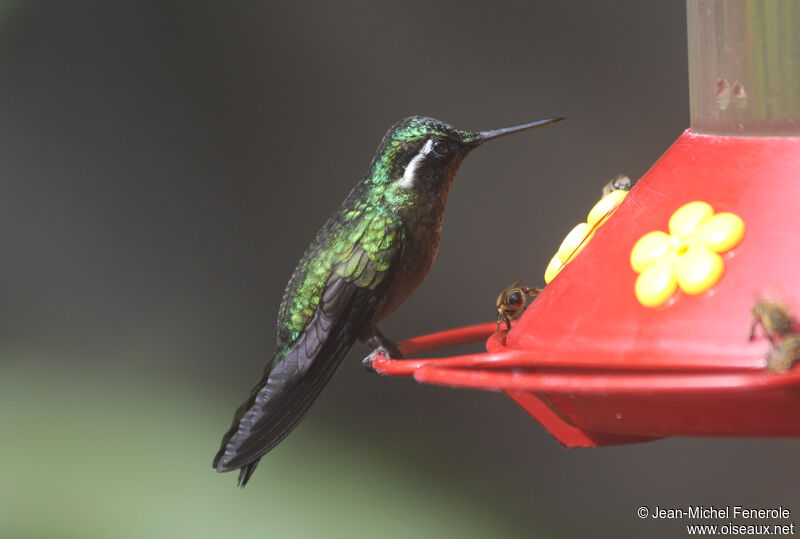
371 0 800 447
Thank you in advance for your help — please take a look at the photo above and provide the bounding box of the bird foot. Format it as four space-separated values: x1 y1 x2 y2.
359 326 403 374
362 346 396 374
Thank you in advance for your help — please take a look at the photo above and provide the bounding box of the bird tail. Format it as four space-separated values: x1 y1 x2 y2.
237 461 259 488
212 351 280 484
213 333 354 486
214 275 381 486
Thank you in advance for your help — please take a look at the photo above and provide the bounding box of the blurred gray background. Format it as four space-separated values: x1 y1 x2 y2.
1 1 798 538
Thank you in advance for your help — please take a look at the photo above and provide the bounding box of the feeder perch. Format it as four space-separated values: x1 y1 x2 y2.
371 0 800 447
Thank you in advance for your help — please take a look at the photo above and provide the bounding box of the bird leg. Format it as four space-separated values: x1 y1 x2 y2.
359 326 403 373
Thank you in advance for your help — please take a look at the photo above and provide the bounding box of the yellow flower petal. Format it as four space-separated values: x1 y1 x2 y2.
635 258 678 308
587 189 627 225
631 202 743 308
668 201 713 238
557 222 591 264
544 254 564 284
630 230 672 273
674 246 724 295
693 212 745 253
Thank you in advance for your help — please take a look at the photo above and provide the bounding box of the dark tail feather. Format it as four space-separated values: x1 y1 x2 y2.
237 460 260 488
213 353 278 470
214 337 353 482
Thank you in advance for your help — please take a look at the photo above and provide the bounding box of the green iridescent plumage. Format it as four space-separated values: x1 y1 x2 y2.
213 115 563 486
272 116 473 350
277 198 402 350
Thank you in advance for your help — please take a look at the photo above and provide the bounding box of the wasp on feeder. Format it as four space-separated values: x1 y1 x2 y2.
750 299 800 372
496 281 541 332
600 174 633 198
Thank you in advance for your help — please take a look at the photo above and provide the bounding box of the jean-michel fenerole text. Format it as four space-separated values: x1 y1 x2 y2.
650 506 791 520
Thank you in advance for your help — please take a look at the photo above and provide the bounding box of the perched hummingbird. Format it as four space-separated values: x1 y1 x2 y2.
213 115 564 486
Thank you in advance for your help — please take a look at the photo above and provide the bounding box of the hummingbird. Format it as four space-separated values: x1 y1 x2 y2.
213 115 564 486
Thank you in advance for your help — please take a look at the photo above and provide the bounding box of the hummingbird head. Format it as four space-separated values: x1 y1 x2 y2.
366 115 564 208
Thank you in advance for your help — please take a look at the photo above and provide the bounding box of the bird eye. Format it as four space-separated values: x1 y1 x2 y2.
431 139 450 157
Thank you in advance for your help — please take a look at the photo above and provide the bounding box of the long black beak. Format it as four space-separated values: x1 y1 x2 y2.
472 117 565 145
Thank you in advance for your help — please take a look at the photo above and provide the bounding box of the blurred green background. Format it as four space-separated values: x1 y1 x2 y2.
1 2 799 538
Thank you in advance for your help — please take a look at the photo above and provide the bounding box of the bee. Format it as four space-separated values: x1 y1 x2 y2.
601 174 633 198
750 299 795 343
750 299 800 372
496 281 541 332
766 335 800 373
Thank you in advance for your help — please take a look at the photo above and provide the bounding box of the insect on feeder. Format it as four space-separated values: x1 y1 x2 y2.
370 0 800 446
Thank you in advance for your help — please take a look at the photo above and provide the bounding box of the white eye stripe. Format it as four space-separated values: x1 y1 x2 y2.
396 139 434 188
421 138 434 155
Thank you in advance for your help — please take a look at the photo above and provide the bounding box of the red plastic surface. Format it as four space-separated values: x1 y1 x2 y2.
372 130 800 446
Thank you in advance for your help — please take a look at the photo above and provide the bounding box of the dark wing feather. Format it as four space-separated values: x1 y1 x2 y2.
213 215 402 486
214 276 382 486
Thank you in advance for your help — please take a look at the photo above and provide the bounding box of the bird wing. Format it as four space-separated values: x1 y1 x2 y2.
213 210 402 485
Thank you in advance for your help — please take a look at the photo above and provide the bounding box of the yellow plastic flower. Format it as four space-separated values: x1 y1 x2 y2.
545 188 628 283
630 201 745 307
